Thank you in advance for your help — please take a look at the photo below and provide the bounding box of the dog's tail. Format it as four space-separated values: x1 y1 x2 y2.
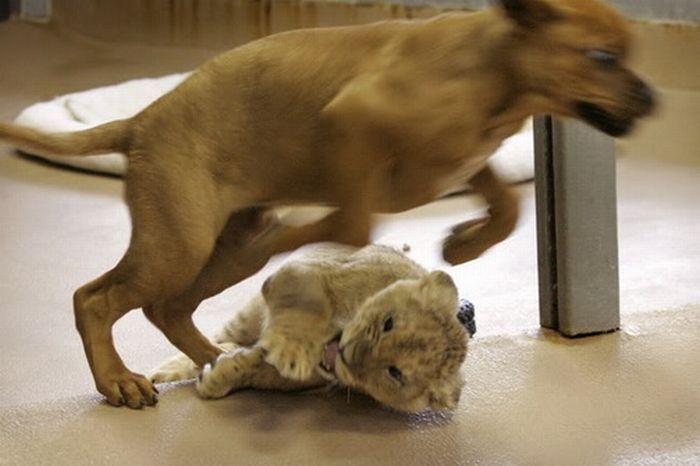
0 119 130 157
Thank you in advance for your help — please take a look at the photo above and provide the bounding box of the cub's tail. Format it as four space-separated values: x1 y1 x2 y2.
0 119 130 157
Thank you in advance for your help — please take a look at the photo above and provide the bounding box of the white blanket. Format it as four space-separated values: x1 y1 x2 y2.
14 73 534 182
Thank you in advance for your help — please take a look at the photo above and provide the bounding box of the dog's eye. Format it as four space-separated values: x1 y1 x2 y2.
383 316 394 332
388 366 402 381
586 49 618 65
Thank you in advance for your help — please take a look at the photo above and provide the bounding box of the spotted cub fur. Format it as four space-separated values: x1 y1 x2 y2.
150 244 469 412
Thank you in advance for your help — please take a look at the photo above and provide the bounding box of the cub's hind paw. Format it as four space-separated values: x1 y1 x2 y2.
149 353 199 383
196 351 245 399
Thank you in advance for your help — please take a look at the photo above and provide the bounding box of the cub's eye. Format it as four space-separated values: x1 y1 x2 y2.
586 49 618 65
383 316 394 332
388 366 403 381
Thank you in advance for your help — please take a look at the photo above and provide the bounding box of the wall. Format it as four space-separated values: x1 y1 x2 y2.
49 0 700 165
52 0 443 49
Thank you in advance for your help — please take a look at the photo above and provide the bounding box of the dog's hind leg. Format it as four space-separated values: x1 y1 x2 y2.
146 206 371 379
442 164 520 265
74 171 223 408
74 252 214 408
143 208 276 370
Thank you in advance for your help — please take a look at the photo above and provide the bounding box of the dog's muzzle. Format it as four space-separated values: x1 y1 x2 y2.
576 80 656 138
575 102 636 137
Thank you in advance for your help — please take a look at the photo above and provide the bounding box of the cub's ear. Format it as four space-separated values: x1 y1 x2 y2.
424 270 456 288
420 270 459 314
498 0 562 28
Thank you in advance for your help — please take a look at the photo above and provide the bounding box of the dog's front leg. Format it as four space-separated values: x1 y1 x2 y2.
442 164 519 265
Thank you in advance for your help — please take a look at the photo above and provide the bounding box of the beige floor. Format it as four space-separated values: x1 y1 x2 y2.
1 20 699 465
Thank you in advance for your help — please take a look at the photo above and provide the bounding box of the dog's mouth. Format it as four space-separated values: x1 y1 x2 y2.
319 332 342 378
576 102 634 137
575 101 636 137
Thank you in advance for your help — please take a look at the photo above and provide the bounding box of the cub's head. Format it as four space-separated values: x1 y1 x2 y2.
327 271 469 412
499 0 656 136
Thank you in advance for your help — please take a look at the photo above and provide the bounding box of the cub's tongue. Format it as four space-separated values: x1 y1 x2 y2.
322 340 340 373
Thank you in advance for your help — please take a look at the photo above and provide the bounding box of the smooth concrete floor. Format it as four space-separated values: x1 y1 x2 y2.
1 20 699 465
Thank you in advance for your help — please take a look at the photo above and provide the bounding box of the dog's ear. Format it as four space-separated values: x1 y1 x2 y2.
498 0 562 28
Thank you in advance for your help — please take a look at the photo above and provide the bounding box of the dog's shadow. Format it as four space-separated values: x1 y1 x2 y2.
189 385 455 458
6 379 458 463
213 387 453 432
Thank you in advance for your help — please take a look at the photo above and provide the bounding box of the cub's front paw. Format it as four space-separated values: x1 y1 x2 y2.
196 352 243 399
260 334 319 381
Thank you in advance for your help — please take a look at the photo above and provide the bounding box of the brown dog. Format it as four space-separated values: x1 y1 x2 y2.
0 0 654 408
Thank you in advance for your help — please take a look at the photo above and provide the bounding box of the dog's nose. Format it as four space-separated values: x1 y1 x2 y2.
630 78 657 115
638 83 656 112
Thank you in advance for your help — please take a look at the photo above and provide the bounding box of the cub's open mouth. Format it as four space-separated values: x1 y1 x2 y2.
320 332 342 375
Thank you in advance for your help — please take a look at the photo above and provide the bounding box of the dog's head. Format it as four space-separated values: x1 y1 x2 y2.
499 0 656 136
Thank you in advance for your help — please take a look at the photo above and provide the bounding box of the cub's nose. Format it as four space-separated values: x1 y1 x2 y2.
338 340 369 366
338 345 348 365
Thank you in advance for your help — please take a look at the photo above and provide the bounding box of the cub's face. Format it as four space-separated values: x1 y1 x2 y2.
502 0 656 136
333 271 468 412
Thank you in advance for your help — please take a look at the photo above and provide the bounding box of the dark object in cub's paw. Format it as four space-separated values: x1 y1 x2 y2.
457 299 477 337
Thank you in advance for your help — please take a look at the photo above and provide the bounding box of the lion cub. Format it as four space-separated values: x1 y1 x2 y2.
150 244 469 412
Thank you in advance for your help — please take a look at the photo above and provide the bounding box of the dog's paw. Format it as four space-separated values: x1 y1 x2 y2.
195 351 245 399
96 370 159 409
259 334 319 381
442 217 491 265
149 353 200 383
